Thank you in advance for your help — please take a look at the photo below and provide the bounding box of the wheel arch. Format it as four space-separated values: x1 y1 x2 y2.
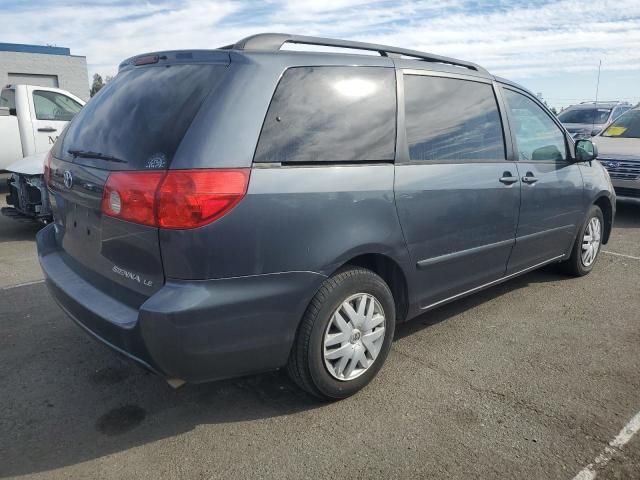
336 253 410 323
594 195 613 244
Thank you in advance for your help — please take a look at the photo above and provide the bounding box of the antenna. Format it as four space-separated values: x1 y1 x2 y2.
592 59 602 135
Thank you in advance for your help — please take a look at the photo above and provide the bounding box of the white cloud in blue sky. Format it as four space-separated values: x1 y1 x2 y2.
3 0 639 108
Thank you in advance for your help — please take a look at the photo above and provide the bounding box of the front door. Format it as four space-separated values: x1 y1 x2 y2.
394 72 520 309
29 87 83 153
500 87 584 273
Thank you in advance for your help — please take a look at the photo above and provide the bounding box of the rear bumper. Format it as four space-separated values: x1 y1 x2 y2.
37 224 326 383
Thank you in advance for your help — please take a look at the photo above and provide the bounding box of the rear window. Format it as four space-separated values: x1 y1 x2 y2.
59 64 227 169
254 66 396 163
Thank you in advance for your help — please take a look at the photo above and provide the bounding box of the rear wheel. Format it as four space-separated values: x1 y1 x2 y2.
287 267 395 400
559 205 604 276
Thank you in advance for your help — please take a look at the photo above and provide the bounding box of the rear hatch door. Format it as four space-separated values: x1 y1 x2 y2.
48 53 229 301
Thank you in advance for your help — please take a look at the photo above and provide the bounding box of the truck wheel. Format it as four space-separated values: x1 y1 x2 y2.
560 205 604 277
287 267 395 400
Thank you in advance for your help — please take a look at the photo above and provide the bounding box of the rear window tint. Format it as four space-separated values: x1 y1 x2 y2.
254 66 396 163
404 75 505 162
60 64 226 169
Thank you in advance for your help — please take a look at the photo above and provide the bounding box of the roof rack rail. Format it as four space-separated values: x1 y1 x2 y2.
223 33 489 74
579 100 630 105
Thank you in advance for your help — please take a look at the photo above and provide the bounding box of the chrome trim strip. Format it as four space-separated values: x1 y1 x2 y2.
420 254 565 310
402 68 492 83
515 224 575 242
416 238 514 270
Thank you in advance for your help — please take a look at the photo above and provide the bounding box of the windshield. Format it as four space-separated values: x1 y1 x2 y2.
601 109 640 138
59 63 227 169
558 107 611 124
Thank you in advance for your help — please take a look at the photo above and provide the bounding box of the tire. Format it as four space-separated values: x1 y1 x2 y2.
287 267 396 400
559 205 604 277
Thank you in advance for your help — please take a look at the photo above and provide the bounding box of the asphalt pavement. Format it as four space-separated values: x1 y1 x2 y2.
1 177 638 479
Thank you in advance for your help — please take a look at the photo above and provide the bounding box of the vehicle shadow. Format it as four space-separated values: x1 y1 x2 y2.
613 200 640 229
395 267 564 339
1 267 567 478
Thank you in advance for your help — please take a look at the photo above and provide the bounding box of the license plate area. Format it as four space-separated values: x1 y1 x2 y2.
61 203 103 268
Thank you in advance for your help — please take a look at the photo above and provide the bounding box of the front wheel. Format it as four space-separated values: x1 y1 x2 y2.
287 267 396 400
559 205 604 276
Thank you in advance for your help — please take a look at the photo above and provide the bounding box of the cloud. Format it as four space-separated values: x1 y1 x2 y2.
2 0 639 82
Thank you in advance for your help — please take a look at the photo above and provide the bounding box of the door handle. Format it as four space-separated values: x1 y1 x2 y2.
499 172 518 185
38 127 57 132
521 172 538 184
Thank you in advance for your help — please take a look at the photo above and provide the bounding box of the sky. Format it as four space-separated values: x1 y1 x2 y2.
3 0 640 109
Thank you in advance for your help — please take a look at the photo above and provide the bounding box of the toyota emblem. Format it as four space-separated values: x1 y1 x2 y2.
63 170 74 189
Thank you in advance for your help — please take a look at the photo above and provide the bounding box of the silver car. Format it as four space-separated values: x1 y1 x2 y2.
594 107 640 200
558 101 632 139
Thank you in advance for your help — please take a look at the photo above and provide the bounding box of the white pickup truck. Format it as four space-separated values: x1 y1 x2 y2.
1 85 85 222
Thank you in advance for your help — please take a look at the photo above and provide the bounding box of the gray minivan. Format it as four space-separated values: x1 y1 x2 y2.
38 34 615 399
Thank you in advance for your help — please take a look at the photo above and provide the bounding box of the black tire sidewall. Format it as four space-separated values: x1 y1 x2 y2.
307 270 395 399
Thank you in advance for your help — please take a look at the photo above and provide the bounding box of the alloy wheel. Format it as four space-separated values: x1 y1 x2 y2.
581 216 602 267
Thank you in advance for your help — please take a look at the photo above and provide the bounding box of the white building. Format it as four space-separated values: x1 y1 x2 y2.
0 43 89 101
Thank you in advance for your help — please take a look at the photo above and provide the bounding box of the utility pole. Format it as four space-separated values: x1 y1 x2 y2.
592 59 602 134
594 60 602 104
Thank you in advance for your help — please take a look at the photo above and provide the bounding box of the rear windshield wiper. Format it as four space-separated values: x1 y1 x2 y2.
68 149 127 164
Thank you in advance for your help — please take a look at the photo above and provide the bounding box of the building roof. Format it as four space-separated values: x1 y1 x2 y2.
0 42 71 56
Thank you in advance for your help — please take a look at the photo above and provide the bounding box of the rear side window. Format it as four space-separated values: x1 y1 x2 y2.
254 66 396 163
33 90 82 121
404 75 505 162
60 64 227 169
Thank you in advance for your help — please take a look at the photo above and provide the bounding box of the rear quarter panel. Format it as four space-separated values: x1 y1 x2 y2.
163 51 413 286
160 164 413 281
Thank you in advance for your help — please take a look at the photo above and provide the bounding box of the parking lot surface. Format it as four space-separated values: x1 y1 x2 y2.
1 177 639 479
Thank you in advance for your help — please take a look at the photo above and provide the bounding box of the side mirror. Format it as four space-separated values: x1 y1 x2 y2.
575 139 598 162
0 106 9 117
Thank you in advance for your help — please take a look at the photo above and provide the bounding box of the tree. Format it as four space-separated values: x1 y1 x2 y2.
90 74 114 97
90 73 104 97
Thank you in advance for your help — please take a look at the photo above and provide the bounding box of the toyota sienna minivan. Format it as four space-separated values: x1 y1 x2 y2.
38 33 615 399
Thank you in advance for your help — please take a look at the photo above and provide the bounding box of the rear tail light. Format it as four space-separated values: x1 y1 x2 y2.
102 171 165 226
156 170 250 228
101 169 250 229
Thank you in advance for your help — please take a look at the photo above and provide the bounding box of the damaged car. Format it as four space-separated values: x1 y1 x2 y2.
2 152 51 224
1 84 84 223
